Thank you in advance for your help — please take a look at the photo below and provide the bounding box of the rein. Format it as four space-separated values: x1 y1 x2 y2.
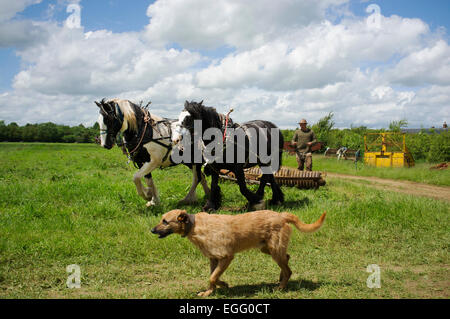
124 108 174 166
128 109 151 155
222 108 234 142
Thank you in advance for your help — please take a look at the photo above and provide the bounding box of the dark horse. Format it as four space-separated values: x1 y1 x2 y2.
96 98 210 207
172 101 284 211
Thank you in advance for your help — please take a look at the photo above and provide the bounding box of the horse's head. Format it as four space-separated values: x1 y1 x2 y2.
171 100 204 146
95 98 124 149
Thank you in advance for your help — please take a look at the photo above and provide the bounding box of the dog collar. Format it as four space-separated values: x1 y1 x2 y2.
182 214 195 237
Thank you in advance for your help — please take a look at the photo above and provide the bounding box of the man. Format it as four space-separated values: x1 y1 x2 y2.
291 119 317 171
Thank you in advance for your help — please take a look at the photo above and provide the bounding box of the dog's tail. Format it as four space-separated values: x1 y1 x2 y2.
282 212 326 233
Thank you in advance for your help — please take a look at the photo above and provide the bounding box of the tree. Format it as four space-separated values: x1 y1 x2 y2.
311 112 335 147
389 119 408 132
22 124 38 142
0 120 6 141
7 122 21 142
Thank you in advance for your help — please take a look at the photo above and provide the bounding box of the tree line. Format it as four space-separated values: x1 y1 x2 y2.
1 116 448 163
0 121 99 144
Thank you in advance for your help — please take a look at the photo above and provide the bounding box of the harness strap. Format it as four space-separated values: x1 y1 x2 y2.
151 139 173 163
124 109 175 166
221 108 234 142
128 110 150 155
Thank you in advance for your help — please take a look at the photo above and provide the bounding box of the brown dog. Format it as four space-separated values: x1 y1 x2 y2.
151 209 326 297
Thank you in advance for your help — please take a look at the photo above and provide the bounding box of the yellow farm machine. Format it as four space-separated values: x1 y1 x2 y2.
364 132 414 168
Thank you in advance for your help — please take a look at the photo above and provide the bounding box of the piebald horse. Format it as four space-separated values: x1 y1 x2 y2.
96 98 210 206
172 101 284 212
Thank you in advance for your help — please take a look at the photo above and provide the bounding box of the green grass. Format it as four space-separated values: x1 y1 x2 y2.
0 143 449 298
283 153 450 186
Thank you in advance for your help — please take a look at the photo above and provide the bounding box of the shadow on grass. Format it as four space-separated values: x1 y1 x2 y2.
130 203 166 216
188 197 312 214
216 279 322 297
175 196 209 209
276 197 310 209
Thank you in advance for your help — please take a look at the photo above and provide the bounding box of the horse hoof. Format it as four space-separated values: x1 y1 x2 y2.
249 200 266 211
146 199 159 207
269 199 282 206
202 206 216 213
202 202 217 213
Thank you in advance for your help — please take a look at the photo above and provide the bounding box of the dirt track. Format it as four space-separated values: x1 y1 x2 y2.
326 173 450 202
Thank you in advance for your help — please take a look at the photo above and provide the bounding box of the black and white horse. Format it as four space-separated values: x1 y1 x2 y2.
172 101 284 211
96 98 210 207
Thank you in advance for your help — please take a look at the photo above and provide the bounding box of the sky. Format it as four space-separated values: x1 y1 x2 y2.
0 0 449 129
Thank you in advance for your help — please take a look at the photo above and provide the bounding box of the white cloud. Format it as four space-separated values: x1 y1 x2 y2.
13 27 202 96
144 0 349 49
0 0 42 22
387 40 450 86
0 0 50 48
196 16 429 91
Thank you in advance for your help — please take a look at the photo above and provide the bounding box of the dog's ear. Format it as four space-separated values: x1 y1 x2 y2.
177 211 189 224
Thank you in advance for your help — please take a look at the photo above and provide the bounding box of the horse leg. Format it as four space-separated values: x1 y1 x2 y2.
203 171 221 212
256 173 269 198
234 169 265 211
144 173 154 199
267 173 284 205
198 165 211 198
133 161 159 205
144 175 160 206
178 166 200 205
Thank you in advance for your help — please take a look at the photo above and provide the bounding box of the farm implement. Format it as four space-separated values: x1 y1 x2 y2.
219 166 326 189
364 132 415 168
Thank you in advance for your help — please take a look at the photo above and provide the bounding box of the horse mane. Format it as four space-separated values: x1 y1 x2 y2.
109 98 138 132
185 101 222 129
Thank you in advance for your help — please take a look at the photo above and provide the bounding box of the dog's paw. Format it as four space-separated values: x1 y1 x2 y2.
197 290 213 297
217 280 229 288
276 282 288 291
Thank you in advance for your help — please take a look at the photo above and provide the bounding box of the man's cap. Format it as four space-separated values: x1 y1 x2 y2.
298 119 307 124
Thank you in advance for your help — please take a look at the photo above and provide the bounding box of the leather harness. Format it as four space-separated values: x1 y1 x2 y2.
124 108 174 167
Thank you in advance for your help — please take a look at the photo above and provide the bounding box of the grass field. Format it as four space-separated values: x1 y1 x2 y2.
0 143 449 298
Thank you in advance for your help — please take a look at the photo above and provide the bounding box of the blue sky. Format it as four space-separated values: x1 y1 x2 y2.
351 0 450 31
0 0 449 128
21 0 153 32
